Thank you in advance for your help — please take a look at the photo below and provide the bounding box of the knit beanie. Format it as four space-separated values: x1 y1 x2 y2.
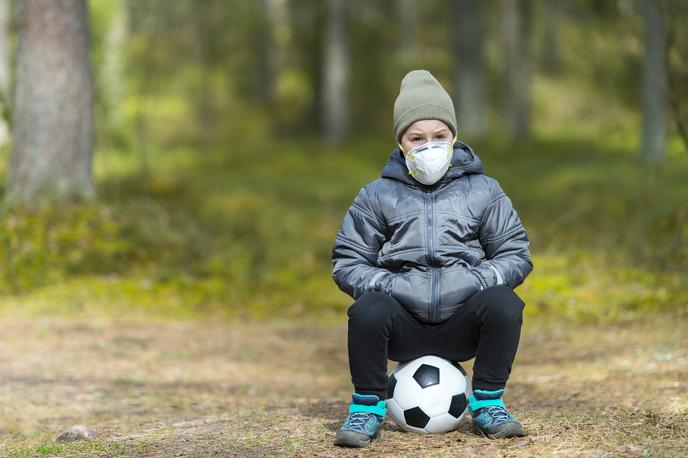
393 70 457 143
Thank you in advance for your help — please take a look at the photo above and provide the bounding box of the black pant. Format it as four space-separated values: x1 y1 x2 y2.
347 285 526 399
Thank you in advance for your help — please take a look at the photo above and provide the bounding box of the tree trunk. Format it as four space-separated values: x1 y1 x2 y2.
0 0 9 146
642 0 667 163
102 0 127 130
192 2 213 150
542 0 562 74
454 0 488 139
500 0 533 142
7 0 94 207
396 0 416 62
322 0 349 145
265 0 308 135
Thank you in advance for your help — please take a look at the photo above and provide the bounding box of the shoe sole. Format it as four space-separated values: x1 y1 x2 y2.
333 429 381 448
472 422 527 439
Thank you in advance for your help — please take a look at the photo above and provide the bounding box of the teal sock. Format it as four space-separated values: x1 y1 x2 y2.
350 393 387 417
468 389 505 413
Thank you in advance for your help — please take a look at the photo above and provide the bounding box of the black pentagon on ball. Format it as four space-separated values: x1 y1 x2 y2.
387 373 397 399
412 364 440 388
404 406 431 428
448 393 468 418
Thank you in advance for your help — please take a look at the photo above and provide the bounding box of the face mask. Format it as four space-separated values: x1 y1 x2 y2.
400 138 455 185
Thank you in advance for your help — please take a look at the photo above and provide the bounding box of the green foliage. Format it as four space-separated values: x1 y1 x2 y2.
0 133 686 323
0 86 11 129
0 1 686 322
0 198 207 295
272 69 314 133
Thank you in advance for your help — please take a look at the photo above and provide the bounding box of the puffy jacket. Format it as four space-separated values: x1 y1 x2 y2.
331 140 533 324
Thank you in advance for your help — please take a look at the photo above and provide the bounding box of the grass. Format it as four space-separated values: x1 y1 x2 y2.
6 438 129 458
0 131 686 323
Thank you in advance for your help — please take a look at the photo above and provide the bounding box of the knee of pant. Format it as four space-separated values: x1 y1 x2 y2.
480 285 525 323
347 292 397 324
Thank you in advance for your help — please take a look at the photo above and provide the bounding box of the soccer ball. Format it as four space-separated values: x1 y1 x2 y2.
386 355 470 434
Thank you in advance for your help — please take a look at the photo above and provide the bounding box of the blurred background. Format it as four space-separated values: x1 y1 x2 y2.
0 0 686 323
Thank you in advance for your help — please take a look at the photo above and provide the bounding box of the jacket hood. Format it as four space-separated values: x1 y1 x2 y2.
381 140 485 187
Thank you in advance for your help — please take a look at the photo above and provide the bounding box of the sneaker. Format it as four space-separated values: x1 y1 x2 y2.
334 393 386 448
468 389 527 439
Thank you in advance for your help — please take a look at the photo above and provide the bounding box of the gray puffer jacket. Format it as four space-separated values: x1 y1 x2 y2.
331 140 533 324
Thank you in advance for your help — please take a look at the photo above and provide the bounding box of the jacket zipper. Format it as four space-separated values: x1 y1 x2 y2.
424 191 439 322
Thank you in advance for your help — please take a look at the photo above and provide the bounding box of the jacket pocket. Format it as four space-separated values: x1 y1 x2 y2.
389 270 432 321
470 262 501 290
440 266 483 307
468 268 487 290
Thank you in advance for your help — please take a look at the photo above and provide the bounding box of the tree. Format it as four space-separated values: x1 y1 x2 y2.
101 0 128 133
192 0 214 149
396 0 416 63
665 0 688 153
541 0 562 75
454 0 488 139
322 0 349 145
642 0 668 163
6 0 95 207
500 0 533 142
0 0 9 146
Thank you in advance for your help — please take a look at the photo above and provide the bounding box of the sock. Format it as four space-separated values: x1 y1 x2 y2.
350 393 387 417
468 389 506 413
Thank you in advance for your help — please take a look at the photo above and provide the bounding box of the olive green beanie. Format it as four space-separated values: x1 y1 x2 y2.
393 69 457 143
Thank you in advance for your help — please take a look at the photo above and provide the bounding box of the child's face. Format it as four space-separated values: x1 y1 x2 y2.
399 119 452 154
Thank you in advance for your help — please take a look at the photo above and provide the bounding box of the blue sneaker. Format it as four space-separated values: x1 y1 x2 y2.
468 389 527 439
334 393 386 447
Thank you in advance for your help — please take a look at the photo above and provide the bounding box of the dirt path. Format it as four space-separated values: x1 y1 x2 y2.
1 314 686 457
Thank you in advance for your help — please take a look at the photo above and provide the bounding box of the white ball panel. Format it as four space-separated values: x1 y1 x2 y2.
415 385 451 417
425 412 462 434
386 398 405 429
391 359 415 378
393 374 426 410
401 420 427 434
439 365 468 395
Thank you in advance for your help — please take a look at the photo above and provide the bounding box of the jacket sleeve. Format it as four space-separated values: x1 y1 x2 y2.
470 179 533 290
331 186 395 300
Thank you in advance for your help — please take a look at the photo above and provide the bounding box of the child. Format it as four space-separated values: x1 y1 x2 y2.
331 70 533 447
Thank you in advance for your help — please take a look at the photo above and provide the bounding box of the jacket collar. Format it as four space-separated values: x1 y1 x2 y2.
380 139 485 188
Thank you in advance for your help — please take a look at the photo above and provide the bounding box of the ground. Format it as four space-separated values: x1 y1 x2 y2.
1 314 686 457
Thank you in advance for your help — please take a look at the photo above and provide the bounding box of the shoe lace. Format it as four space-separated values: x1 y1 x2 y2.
347 412 371 428
486 405 512 421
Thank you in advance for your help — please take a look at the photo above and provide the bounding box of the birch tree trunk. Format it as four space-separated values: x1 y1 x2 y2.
6 0 95 207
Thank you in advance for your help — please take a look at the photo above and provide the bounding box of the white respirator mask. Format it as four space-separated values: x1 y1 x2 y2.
400 137 456 185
